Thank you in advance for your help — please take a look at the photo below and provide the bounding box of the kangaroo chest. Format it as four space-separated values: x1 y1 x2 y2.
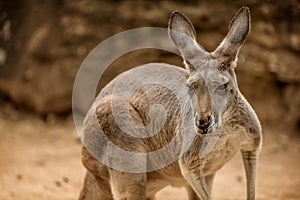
148 124 242 189
201 125 241 176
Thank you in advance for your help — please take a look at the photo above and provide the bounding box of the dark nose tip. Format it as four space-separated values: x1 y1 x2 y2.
196 116 212 131
199 118 207 126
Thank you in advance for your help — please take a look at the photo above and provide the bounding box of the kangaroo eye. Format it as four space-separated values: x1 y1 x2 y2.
190 82 198 89
185 61 195 71
216 83 228 91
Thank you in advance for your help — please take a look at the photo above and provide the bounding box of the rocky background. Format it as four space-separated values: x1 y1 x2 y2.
0 0 299 134
0 1 300 199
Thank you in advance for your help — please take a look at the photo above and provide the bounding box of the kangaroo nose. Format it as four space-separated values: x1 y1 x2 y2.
195 115 212 133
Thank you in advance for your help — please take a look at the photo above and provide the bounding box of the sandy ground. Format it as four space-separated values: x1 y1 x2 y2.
0 115 299 200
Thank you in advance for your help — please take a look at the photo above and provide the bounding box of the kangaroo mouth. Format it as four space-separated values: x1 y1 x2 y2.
195 124 213 135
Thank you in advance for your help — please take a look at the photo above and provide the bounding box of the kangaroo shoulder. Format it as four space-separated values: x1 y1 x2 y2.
232 93 262 150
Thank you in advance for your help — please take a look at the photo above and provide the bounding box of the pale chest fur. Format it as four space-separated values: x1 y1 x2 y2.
202 124 243 175
148 123 245 188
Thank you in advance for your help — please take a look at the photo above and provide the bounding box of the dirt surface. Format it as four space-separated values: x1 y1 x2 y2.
0 114 299 200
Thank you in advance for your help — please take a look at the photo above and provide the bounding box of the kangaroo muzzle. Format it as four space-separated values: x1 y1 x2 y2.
195 115 212 134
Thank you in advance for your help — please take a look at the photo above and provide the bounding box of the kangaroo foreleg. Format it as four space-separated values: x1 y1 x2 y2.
241 150 259 200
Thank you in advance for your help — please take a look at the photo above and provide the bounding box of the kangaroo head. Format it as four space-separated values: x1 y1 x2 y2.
168 7 250 134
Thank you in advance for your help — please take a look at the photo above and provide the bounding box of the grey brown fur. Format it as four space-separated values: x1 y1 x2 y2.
79 7 262 200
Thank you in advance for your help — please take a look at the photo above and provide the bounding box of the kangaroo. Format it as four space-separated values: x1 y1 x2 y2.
79 7 262 200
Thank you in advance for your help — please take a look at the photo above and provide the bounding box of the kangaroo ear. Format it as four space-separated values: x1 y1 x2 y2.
169 11 197 42
168 11 207 70
214 7 250 63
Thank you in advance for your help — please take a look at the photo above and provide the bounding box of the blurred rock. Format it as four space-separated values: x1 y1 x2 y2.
0 0 299 132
